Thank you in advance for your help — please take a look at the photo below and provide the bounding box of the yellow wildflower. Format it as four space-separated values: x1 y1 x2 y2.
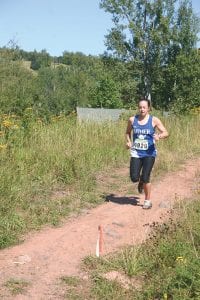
176 256 187 264
2 120 12 128
0 144 7 150
176 256 184 261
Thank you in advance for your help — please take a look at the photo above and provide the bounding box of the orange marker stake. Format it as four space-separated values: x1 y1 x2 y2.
99 225 103 255
96 225 103 257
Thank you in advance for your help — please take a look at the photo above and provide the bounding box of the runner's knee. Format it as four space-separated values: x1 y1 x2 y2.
130 174 140 183
141 174 150 183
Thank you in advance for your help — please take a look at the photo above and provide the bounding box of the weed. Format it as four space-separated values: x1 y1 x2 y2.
61 275 80 287
4 278 30 295
60 275 91 300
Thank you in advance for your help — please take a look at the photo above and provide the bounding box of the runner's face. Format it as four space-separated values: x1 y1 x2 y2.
138 101 149 117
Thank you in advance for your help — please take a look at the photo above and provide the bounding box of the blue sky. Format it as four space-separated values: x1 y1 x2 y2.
0 0 200 57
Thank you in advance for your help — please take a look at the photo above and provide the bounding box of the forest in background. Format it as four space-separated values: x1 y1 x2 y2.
0 0 199 119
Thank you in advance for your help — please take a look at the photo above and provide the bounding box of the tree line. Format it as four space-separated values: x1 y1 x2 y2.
0 0 199 117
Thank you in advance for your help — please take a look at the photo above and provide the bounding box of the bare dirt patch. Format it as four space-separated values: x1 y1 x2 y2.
0 158 199 299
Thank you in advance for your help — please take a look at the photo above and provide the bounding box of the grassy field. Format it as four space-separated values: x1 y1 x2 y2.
0 111 199 249
63 193 199 300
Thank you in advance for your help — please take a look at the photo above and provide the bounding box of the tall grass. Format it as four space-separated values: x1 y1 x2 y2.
0 113 199 248
0 115 127 247
84 193 200 300
154 114 200 176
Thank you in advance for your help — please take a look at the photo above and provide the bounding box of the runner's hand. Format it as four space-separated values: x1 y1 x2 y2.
153 133 160 141
126 141 132 149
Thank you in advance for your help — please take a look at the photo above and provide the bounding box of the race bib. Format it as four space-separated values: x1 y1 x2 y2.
133 138 148 150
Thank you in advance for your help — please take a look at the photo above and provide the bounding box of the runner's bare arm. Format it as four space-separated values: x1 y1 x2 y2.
153 117 169 140
125 117 134 148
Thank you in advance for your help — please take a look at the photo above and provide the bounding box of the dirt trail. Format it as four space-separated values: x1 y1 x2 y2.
0 158 199 299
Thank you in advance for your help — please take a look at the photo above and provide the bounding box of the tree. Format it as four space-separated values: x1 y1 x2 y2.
169 50 200 113
30 49 51 70
100 0 199 108
0 60 35 114
89 74 122 108
100 54 138 107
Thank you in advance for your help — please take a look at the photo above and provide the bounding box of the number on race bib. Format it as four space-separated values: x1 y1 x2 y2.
133 138 148 150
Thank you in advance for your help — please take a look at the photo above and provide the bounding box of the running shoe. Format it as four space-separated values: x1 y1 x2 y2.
143 200 152 209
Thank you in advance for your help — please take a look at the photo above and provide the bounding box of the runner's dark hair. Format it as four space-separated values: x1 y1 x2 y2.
138 96 151 108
